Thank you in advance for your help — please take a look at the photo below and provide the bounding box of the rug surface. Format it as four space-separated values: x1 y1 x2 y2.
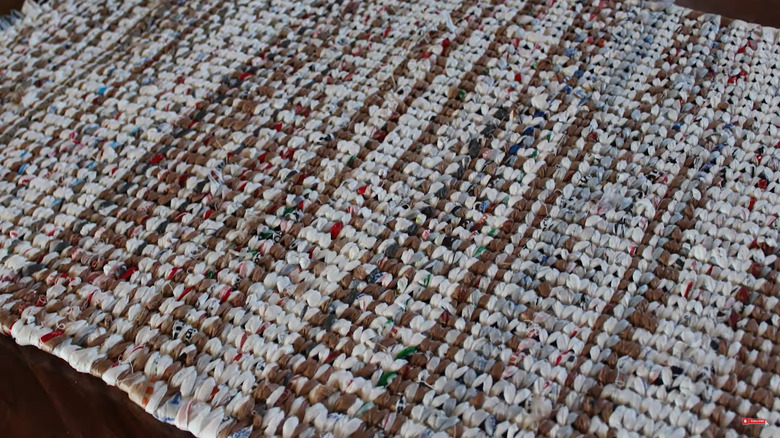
0 0 778 437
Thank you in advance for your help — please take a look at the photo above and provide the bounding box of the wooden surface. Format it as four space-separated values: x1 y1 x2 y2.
1 1 774 27
0 0 21 16
679 0 780 27
0 335 193 438
0 1 777 28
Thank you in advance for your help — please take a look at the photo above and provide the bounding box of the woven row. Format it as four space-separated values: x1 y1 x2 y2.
0 0 779 437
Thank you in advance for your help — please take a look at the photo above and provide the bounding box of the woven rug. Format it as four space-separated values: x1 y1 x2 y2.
0 0 778 436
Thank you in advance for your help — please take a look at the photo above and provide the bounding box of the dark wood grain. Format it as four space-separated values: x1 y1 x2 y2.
0 0 22 16
0 335 193 438
678 0 780 28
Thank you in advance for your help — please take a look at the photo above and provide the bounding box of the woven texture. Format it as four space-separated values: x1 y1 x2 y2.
0 0 779 436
